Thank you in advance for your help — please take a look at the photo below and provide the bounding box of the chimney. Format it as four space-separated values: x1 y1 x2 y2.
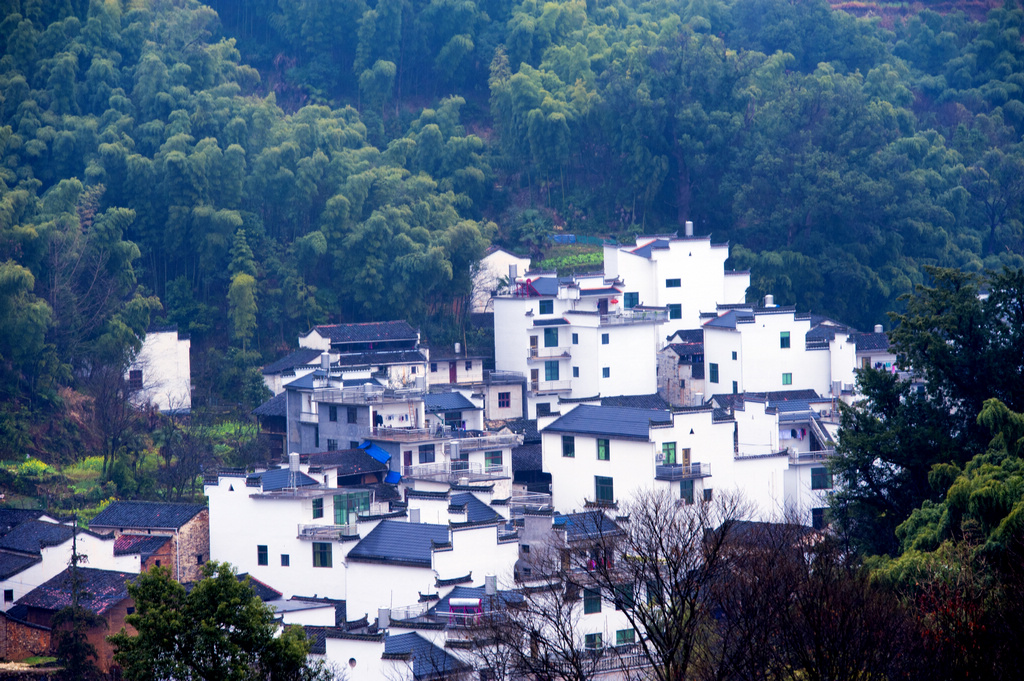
874 324 883 333
485 575 497 596
321 352 330 370
378 608 390 630
764 294 774 307
685 220 693 237
409 508 421 523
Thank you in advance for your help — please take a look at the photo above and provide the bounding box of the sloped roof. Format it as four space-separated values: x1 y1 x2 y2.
0 509 45 537
0 520 74 554
529 277 559 296
252 391 287 418
384 631 469 679
703 309 754 329
853 331 890 351
262 348 322 375
0 552 40 580
91 501 206 530
304 450 388 478
579 286 621 296
629 238 671 258
511 444 542 473
542 405 670 440
560 511 623 542
347 520 449 567
532 318 570 326
19 567 134 615
247 468 320 492
113 534 170 559
307 320 419 345
428 584 523 615
666 329 703 344
601 393 670 410
449 493 501 523
423 392 479 413
238 574 284 601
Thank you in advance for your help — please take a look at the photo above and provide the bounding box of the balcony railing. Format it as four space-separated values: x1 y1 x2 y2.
298 410 318 424
403 461 509 482
600 310 667 326
313 383 425 405
528 346 572 360
655 462 711 481
446 433 521 451
297 523 359 540
372 426 433 441
531 379 572 394
789 448 835 463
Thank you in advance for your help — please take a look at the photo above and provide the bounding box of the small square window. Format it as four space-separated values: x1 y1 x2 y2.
465 360 473 371
665 278 681 288
780 331 791 349
680 479 694 504
431 362 437 372
498 391 511 408
782 373 793 385
257 545 268 566
313 498 324 519
624 292 639 309
602 367 610 378
595 475 614 503
155 560 161 567
327 439 338 451
411 365 417 374
545 360 559 381
196 554 204 566
537 403 551 417
668 304 681 319
709 363 719 383
328 405 338 422
812 507 828 530
419 444 436 464
597 439 610 461
128 369 143 392
731 351 737 360
601 333 609 345
485 450 503 468
126 606 135 615
3 589 13 603
522 544 530 554
732 381 738 394
585 633 603 649
616 629 635 646
281 554 290 566
703 488 713 502
539 300 554 314
347 406 358 424
572 366 579 378
562 435 575 458
544 328 559 347
583 588 601 614
811 467 833 490
350 440 359 449
572 333 579 344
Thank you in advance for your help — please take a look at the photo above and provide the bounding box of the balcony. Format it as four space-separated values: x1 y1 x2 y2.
528 346 572 361
372 426 433 442
297 523 359 540
600 309 667 326
655 462 711 481
531 379 572 394
403 461 509 482
313 383 424 405
446 433 521 452
297 410 319 424
789 448 835 463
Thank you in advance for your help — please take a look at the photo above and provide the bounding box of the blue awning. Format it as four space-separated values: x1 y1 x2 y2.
359 441 392 465
385 470 402 484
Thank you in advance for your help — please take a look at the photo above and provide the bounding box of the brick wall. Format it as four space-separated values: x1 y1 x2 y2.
0 611 51 662
176 510 210 583
87 598 134 672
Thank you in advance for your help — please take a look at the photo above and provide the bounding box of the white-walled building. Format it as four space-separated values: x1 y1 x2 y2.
472 247 531 313
603 226 750 333
493 274 665 410
127 326 191 413
702 304 857 399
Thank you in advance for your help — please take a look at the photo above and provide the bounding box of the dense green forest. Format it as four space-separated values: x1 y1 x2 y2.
0 0 1022 462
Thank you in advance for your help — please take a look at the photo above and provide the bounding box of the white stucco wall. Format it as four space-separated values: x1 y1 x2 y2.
129 329 191 412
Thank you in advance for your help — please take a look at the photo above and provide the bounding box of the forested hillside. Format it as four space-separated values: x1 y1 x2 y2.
1 0 1022 461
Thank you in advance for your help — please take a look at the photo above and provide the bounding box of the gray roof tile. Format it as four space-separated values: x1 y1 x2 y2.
249 468 320 492
308 321 419 345
19 567 134 615
91 501 205 530
384 631 468 679
262 348 322 375
543 405 670 440
449 493 501 523
347 520 449 567
423 392 479 413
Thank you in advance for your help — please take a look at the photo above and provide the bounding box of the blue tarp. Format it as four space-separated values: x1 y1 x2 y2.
358 441 392 465
385 470 401 484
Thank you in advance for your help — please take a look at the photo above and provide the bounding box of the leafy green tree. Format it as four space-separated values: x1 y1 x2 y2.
110 562 325 681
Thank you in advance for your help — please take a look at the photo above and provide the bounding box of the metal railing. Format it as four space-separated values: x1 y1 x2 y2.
655 462 712 480
528 346 572 360
600 310 667 325
298 411 318 424
789 448 834 463
297 523 359 540
403 461 509 481
531 379 572 393
313 383 425 405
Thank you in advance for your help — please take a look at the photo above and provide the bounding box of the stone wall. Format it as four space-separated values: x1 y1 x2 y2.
0 611 51 662
176 510 210 583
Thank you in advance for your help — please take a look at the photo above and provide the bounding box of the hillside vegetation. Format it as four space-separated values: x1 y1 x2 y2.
0 0 1022 472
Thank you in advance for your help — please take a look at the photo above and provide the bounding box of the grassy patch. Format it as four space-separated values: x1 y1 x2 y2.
22 656 57 666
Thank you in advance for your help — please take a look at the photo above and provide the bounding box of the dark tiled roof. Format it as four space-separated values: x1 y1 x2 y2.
347 520 449 567
262 348 322 375
763 389 821 403
560 511 622 542
529 277 559 296
252 391 287 418
19 568 134 615
703 309 753 329
666 329 703 344
579 286 621 296
239 574 283 601
601 393 670 410
449 493 501 523
0 509 45 536
493 418 539 444
853 331 890 351
91 501 206 530
423 392 479 413
384 632 469 679
532 318 570 326
248 468 320 492
0 520 74 554
0 552 40 579
305 450 388 477
629 238 671 258
542 405 670 440
364 482 402 502
725 520 814 548
308 320 419 345
428 585 522 615
113 534 170 559
511 444 542 473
